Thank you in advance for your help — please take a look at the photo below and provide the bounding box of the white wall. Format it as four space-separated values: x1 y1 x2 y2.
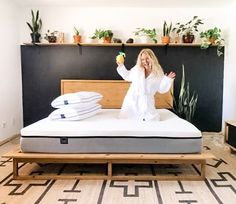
223 3 236 124
20 7 227 44
0 0 23 142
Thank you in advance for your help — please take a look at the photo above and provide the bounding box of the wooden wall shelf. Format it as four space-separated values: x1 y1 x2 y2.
23 42 218 47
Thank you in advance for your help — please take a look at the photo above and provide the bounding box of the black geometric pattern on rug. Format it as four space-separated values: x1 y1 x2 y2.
4 178 50 195
204 179 223 204
176 181 198 203
34 180 56 204
109 180 153 197
0 163 26 185
0 158 12 167
203 145 211 150
97 180 107 204
63 180 81 193
211 172 236 194
207 158 228 168
58 198 77 203
176 181 193 194
150 164 163 204
178 200 197 203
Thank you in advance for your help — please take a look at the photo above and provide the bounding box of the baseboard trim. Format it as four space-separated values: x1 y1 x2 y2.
0 134 20 147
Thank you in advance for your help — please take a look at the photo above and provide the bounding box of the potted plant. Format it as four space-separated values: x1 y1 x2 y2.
172 65 198 123
73 27 82 43
172 16 203 43
26 10 42 43
200 27 224 56
162 21 172 44
134 28 157 43
103 30 113 43
91 29 113 43
91 29 103 43
44 30 58 43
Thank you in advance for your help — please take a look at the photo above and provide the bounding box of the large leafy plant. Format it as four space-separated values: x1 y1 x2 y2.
172 65 198 123
172 16 203 35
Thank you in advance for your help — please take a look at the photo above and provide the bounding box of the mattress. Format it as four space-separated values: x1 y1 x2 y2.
20 109 202 153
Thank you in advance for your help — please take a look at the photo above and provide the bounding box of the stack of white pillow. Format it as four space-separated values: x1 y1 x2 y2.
48 91 103 121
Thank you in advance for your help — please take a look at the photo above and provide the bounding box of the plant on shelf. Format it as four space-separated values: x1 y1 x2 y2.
172 16 204 43
91 29 113 43
172 65 198 123
200 27 224 56
103 30 114 43
26 10 42 43
44 30 58 43
162 21 172 44
73 27 82 43
134 28 157 43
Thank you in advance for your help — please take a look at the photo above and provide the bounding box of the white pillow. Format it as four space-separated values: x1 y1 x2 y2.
48 104 101 121
51 91 103 108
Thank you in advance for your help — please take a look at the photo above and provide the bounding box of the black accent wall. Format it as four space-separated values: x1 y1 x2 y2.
21 45 224 131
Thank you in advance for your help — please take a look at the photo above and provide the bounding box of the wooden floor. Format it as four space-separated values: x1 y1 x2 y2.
0 133 236 204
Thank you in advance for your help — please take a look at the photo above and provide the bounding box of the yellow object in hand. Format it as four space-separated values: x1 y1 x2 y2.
116 52 126 64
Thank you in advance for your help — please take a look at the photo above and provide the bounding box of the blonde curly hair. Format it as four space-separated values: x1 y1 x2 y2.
136 48 164 78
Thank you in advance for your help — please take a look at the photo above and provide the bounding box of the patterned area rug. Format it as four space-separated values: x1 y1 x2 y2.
0 134 236 204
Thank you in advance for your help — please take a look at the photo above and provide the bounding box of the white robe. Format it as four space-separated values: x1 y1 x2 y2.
117 64 173 121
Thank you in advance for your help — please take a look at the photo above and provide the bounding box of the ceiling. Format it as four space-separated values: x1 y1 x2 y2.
13 0 236 8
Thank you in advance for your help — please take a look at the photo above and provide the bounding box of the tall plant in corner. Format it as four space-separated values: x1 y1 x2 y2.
26 10 42 43
172 65 198 123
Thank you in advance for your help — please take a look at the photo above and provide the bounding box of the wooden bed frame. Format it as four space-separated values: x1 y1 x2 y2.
3 80 215 180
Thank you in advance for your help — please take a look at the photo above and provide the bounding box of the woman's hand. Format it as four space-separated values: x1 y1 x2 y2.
166 71 176 79
116 55 125 65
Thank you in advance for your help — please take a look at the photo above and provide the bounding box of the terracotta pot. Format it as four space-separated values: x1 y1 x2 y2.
182 34 195 43
209 38 216 44
161 36 170 44
103 37 112 43
73 35 81 43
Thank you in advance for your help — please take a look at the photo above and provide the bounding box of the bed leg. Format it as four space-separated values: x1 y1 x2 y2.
200 160 206 179
108 162 112 179
13 159 18 179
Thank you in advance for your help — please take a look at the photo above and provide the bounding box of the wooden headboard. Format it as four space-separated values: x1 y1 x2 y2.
61 80 173 109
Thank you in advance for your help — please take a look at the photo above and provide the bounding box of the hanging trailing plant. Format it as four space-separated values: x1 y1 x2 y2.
172 65 198 123
134 28 157 43
200 27 224 56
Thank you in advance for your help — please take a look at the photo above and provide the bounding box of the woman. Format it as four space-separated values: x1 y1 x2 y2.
116 48 176 121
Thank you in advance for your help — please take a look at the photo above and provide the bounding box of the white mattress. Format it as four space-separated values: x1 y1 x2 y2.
20 109 202 153
21 109 201 137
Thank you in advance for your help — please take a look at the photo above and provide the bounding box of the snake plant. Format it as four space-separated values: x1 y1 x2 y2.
26 10 42 34
163 21 172 36
172 65 198 123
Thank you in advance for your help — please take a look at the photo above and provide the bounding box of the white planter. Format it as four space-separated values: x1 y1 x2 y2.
98 39 104 44
140 35 150 43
